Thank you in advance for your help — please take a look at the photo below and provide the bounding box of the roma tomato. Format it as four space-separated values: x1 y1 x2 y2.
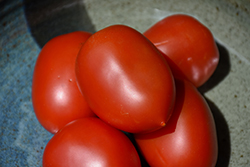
43 117 141 167
76 25 175 133
134 79 218 167
32 31 95 134
144 14 219 87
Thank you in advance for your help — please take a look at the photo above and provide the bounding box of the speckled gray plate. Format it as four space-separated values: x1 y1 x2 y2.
1 0 250 166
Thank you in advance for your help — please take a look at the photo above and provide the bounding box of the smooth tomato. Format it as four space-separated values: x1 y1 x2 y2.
43 117 141 167
144 14 219 87
134 79 218 167
32 31 95 134
75 25 175 133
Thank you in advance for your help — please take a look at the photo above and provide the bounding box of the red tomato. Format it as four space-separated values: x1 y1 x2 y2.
32 31 95 134
134 79 218 167
144 14 219 87
43 117 141 167
75 25 175 133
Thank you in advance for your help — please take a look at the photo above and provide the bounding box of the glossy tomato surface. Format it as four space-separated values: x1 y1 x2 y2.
32 31 95 134
134 79 218 167
144 14 219 87
76 25 175 133
43 117 141 167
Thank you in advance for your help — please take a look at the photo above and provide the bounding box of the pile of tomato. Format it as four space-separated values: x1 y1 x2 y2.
32 14 219 167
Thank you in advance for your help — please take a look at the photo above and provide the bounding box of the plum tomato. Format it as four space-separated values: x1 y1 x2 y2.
43 117 141 167
144 14 219 87
75 25 175 133
134 79 218 167
32 31 95 134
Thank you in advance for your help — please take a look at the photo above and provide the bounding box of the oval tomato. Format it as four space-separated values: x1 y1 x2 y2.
134 79 218 167
144 14 219 87
32 31 95 134
75 25 175 133
43 117 141 167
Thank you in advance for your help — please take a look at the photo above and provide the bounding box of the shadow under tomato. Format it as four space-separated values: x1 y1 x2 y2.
124 132 150 167
198 42 231 93
198 42 231 167
23 0 96 48
205 97 231 167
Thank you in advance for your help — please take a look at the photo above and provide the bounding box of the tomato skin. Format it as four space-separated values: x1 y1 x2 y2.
134 79 218 167
144 14 219 87
43 117 141 167
76 25 175 133
32 31 95 134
